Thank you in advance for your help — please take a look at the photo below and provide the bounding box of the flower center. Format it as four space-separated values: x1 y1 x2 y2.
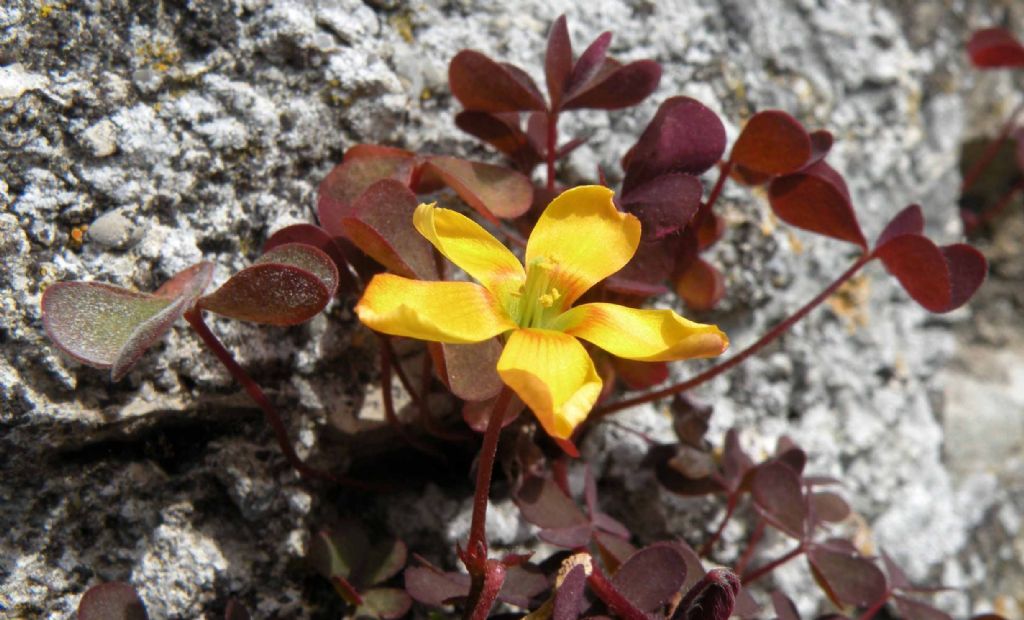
511 257 564 328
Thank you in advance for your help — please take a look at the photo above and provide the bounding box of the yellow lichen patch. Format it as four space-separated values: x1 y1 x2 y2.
136 41 181 72
39 2 66 18
827 273 870 332
389 13 415 43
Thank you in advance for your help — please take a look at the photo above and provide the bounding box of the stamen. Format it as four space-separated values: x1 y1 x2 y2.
515 258 562 328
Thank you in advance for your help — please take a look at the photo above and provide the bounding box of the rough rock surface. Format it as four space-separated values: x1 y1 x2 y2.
1 0 1022 618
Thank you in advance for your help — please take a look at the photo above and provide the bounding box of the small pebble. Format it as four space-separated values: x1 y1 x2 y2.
80 119 118 158
88 211 137 249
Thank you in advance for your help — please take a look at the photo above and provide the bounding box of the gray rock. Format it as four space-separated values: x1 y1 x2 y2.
1 0 1021 617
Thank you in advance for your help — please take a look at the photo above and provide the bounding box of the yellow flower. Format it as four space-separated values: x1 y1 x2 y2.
355 186 728 440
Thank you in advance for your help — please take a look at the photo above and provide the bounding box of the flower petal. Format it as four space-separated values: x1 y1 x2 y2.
555 302 728 362
356 274 515 343
413 202 525 301
526 186 640 306
497 329 602 439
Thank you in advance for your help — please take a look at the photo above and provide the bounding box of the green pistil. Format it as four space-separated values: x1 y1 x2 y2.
512 257 563 328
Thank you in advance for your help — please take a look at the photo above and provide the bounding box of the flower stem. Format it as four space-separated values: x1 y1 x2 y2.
593 254 872 418
961 99 1024 194
546 111 559 192
183 309 371 489
734 517 766 577
741 543 805 585
465 386 514 574
379 340 445 460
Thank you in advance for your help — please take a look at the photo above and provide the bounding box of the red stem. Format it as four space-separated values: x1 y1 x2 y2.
593 254 872 418
465 386 514 574
379 341 444 460
381 337 419 405
587 563 651 620
976 179 1024 227
961 99 1024 194
698 491 740 557
704 160 734 219
546 111 559 192
741 543 805 585
465 560 507 620
183 309 371 489
734 518 766 577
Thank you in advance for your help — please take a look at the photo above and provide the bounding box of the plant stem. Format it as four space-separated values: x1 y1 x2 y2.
975 179 1024 228
183 309 370 489
741 543 805 585
465 386 514 573
587 563 651 620
734 517 766 577
546 111 559 192
593 254 872 418
379 341 445 460
703 160 734 220
698 491 740 557
961 99 1024 194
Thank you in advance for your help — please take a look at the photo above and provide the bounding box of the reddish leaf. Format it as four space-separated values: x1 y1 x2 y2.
751 461 807 538
967 28 1024 68
807 546 887 607
449 50 546 112
881 550 912 590
770 591 801 620
611 357 669 390
675 258 725 312
418 155 533 221
941 244 987 310
361 539 408 587
695 213 726 250
42 263 214 381
340 179 439 280
562 59 662 111
515 475 588 530
875 204 925 249
198 244 337 325
730 111 812 176
622 173 703 239
546 15 573 108
263 224 355 293
78 582 148 620
594 530 637 572
317 145 417 236
623 97 726 193
874 236 987 312
808 130 834 165
454 111 542 170
603 276 669 297
811 492 851 524
308 528 369 583
722 429 753 488
652 444 724 496
499 563 551 608
616 236 678 286
554 564 587 620
564 32 613 101
359 588 413 620
768 161 867 248
676 569 741 620
461 391 524 433
404 566 469 607
671 395 712 448
612 543 689 612
895 595 954 620
432 339 504 402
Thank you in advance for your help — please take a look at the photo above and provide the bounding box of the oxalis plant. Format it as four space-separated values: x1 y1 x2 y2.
52 14 1000 620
